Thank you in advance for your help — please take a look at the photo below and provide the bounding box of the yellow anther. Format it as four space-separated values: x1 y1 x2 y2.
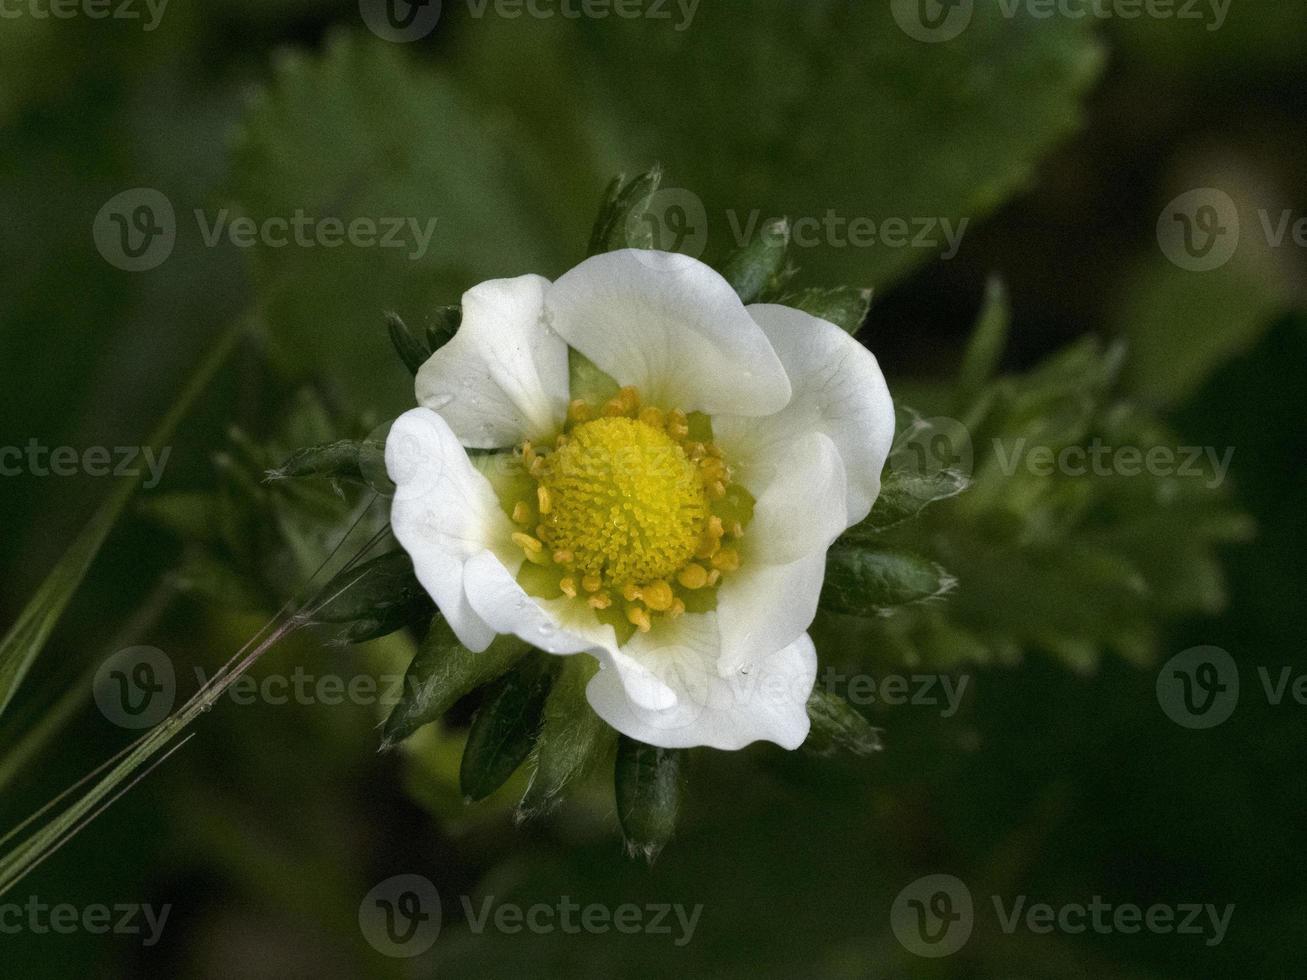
711 547 740 572
568 399 592 423
522 441 537 468
512 532 543 554
641 579 675 611
511 501 532 524
529 456 546 479
677 563 709 590
601 397 627 417
707 515 724 538
730 521 744 538
695 536 721 560
587 592 613 610
638 406 665 429
709 480 727 499
669 598 686 618
707 569 722 587
666 409 689 440
559 576 577 598
626 604 652 633
536 524 552 542
537 484 553 515
556 433 570 449
552 548 574 565
686 441 706 461
620 581 642 602
582 573 603 594
706 444 723 458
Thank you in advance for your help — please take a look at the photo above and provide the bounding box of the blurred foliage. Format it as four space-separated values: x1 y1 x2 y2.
2 1 1307 978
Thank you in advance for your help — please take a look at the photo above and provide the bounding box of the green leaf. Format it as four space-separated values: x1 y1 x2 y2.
460 654 557 803
804 689 883 757
0 319 242 721
228 34 573 413
820 546 956 616
457 3 1104 289
518 656 614 821
776 286 873 335
381 621 530 749
844 467 970 538
587 167 663 256
720 216 790 303
956 275 1010 410
615 737 681 864
385 311 431 375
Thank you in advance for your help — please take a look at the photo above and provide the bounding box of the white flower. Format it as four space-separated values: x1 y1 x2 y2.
386 250 894 751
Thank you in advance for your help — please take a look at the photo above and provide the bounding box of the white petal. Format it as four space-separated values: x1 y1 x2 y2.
415 274 568 448
386 408 514 651
714 303 895 524
462 551 677 711
544 250 791 416
715 432 846 674
586 618 817 751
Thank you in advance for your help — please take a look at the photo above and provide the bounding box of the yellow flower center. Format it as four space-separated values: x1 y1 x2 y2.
539 416 707 586
505 385 754 640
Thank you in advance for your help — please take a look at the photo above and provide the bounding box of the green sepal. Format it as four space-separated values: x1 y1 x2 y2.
842 467 970 539
587 167 663 256
266 439 391 494
820 545 956 616
804 689 883 757
460 653 558 803
517 656 614 821
381 620 530 749
720 217 790 303
615 737 681 864
385 311 431 375
299 550 426 628
776 286 873 335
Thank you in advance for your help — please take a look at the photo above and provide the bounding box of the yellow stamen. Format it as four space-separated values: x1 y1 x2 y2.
568 399 591 423
512 532 543 554
641 579 674 611
677 563 709 590
511 501 532 524
537 485 553 515
582 573 603 594
626 604 652 633
711 547 740 572
588 592 612 610
559 576 577 598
